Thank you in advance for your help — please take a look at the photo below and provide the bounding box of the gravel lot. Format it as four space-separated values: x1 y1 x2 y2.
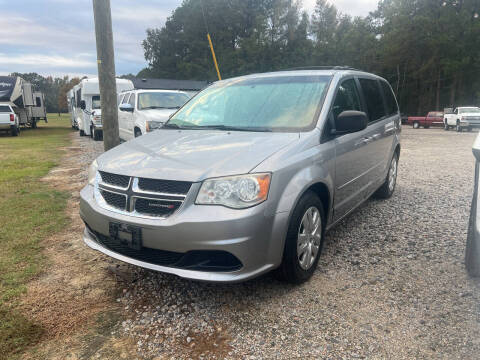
80 127 480 359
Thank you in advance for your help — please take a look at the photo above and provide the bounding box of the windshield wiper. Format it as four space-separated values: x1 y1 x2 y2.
195 125 272 132
162 123 182 129
142 106 180 110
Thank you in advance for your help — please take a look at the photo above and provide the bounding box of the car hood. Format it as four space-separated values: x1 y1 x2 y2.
137 108 177 123
97 129 300 182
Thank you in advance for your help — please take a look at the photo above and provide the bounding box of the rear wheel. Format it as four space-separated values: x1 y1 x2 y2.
92 127 102 141
10 125 19 137
413 121 420 129
79 129 85 136
374 153 398 199
277 191 325 284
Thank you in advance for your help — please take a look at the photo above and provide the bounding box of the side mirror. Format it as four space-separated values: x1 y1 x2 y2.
119 103 134 112
333 111 368 135
80 100 86 110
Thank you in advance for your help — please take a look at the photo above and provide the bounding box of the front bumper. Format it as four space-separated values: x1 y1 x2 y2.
460 120 480 128
80 185 289 282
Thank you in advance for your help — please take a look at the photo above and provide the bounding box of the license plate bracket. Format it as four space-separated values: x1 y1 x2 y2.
109 222 142 250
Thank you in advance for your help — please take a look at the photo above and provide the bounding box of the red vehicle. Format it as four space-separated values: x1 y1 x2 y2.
407 111 444 129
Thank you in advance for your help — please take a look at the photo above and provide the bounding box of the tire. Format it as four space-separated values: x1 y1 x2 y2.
93 127 102 141
277 191 325 284
444 121 449 131
456 123 462 132
468 127 472 132
79 129 85 136
31 119 37 129
424 125 430 129
90 126 93 138
134 128 142 138
466 189 480 277
10 125 19 137
413 121 419 129
374 153 398 199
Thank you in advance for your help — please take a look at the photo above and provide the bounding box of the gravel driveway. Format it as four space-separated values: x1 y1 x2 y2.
81 127 480 359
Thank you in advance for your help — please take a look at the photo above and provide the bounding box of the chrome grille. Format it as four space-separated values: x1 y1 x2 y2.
96 172 189 218
137 178 191 194
100 190 126 210
99 171 130 188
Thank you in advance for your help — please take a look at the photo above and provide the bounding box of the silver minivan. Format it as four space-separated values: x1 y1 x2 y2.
80 68 401 283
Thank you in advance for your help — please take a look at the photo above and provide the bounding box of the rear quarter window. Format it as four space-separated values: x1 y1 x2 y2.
0 105 11 112
359 78 386 122
380 81 398 116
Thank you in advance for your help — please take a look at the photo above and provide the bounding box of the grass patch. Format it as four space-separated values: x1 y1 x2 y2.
0 114 73 359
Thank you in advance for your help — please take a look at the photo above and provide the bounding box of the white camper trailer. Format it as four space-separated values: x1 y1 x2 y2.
0 76 47 128
71 78 133 140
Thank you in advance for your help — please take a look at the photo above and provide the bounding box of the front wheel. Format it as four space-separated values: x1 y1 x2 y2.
134 128 142 138
413 121 419 129
456 123 462 132
374 153 398 199
444 121 449 131
277 191 325 284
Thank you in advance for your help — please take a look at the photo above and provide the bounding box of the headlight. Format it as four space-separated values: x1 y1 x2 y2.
147 120 163 132
88 160 98 185
196 173 271 209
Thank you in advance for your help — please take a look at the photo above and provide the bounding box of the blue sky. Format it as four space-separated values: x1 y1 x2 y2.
0 0 377 79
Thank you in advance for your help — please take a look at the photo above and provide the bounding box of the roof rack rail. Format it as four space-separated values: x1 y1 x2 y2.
283 66 363 72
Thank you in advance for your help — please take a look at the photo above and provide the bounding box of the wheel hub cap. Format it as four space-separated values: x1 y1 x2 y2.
388 157 397 192
297 207 321 270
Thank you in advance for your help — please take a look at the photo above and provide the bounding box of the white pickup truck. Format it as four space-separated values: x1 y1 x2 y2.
444 107 480 132
0 104 19 136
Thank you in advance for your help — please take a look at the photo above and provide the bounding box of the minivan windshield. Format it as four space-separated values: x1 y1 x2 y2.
167 75 331 132
92 96 101 109
459 108 480 114
138 92 189 110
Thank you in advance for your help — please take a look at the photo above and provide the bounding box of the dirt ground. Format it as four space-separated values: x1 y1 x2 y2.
20 127 480 359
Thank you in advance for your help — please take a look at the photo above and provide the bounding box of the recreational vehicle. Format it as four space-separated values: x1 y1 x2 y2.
71 78 133 140
0 76 47 128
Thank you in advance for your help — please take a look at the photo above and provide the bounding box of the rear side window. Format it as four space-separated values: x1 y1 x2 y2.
359 78 386 122
331 79 362 121
36 97 41 107
0 105 11 112
380 81 398 116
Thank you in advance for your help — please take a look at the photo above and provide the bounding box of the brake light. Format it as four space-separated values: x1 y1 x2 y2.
9 114 14 122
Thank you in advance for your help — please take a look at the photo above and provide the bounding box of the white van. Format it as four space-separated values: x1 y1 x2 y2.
117 89 190 140
72 78 133 140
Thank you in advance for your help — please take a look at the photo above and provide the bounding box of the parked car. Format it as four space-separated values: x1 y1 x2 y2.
444 107 480 132
407 111 444 129
80 69 401 284
466 133 480 277
118 89 190 141
0 104 20 136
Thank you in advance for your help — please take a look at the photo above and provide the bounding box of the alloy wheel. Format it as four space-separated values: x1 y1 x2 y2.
297 206 322 270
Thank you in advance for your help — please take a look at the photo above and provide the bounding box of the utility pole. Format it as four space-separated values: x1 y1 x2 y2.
92 0 119 151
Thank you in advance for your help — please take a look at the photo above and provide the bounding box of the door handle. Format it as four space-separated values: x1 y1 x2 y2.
354 137 371 147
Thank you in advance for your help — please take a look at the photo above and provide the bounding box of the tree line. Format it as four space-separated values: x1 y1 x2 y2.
140 0 480 115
